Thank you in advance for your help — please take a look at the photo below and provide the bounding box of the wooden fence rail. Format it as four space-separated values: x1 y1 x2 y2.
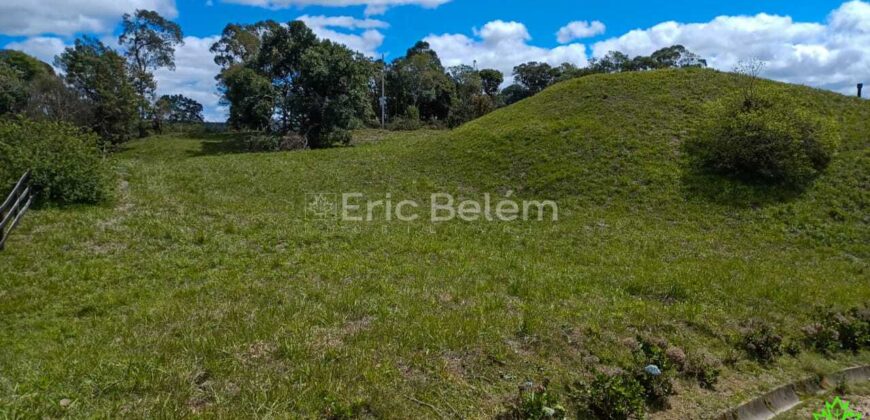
0 171 34 250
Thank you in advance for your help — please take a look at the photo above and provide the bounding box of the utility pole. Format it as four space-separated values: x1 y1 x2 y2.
380 54 387 128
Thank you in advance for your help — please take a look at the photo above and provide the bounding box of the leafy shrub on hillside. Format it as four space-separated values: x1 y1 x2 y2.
498 379 567 420
574 372 646 420
0 118 112 204
686 89 839 187
741 320 783 364
804 308 870 354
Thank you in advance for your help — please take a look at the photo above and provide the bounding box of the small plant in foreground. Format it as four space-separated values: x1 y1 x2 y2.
575 372 646 420
498 379 566 419
742 320 783 364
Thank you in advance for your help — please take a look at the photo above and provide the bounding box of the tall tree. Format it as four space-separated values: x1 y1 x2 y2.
118 9 183 132
155 94 204 123
210 21 280 70
56 37 138 145
513 62 558 95
386 41 454 123
479 69 503 97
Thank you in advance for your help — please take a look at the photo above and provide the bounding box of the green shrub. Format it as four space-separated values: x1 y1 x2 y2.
498 380 566 420
804 308 870 354
684 352 721 390
686 89 839 187
741 320 783 364
0 118 111 204
633 339 676 408
575 372 645 420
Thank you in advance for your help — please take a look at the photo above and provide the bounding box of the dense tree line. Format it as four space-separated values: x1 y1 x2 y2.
211 20 375 147
502 45 707 105
0 10 203 147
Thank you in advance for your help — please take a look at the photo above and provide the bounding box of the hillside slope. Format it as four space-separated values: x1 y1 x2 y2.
0 69 867 418
419 68 869 202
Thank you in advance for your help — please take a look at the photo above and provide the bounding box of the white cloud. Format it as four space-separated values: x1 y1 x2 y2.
591 0 870 95
424 20 589 85
298 15 388 56
153 36 225 121
0 0 178 36
4 37 67 65
557 20 606 43
221 0 449 15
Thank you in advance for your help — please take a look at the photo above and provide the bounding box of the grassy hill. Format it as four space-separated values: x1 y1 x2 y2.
0 69 868 418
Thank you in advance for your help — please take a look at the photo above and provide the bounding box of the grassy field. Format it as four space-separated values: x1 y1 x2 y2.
0 69 868 418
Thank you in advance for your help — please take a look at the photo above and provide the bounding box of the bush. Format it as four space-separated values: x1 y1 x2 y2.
684 352 721 390
0 118 111 204
575 372 645 420
804 308 870 354
686 89 839 187
741 320 783 364
498 379 566 420
632 338 676 408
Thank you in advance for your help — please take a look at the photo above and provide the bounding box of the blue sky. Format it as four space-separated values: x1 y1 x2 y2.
1 0 867 121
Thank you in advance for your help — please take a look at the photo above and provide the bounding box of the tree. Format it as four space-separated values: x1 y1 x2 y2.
479 69 503 97
295 40 375 147
513 62 558 94
0 50 56 115
119 9 183 133
220 65 274 131
210 22 279 69
387 41 455 123
56 37 138 145
650 45 707 69
155 94 204 123
0 61 28 115
448 65 494 127
255 20 318 132
500 84 531 106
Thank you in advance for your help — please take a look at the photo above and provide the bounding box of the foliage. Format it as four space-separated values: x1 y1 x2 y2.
575 373 646 420
56 37 139 145
684 352 722 390
0 60 28 115
685 89 839 187
0 118 111 204
154 94 204 124
479 68 504 97
213 20 373 147
741 320 784 364
296 39 374 147
119 9 184 112
0 50 57 116
447 65 495 127
386 41 455 124
498 380 566 420
220 65 274 131
633 338 676 408
804 308 870 354
513 62 559 95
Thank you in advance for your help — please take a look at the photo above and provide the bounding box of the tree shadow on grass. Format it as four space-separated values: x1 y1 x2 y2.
185 132 253 157
680 169 807 209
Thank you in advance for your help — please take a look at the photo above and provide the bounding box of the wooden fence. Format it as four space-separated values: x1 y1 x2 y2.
0 171 33 250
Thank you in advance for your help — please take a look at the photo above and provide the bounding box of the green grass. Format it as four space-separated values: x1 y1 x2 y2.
1 69 868 418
